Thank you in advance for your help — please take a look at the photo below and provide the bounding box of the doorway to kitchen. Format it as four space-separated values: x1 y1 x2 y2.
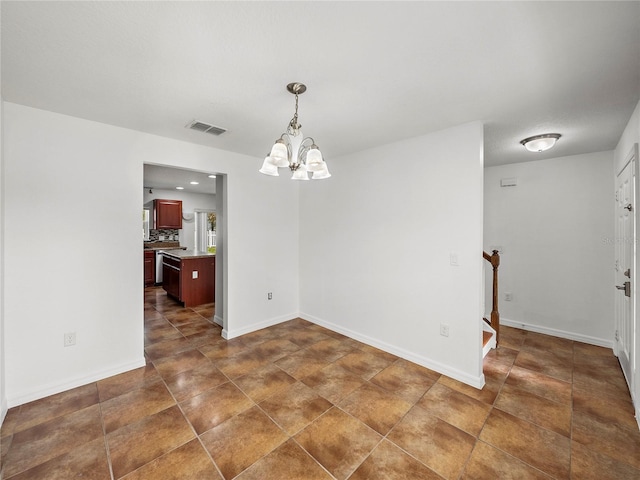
143 163 226 331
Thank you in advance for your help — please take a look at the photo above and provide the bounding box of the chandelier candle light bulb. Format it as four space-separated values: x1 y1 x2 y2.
259 83 331 180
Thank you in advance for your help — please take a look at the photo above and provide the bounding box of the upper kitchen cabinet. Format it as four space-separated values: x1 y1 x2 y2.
152 199 183 229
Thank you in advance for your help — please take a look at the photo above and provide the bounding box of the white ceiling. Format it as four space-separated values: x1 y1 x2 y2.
144 164 217 195
2 1 639 177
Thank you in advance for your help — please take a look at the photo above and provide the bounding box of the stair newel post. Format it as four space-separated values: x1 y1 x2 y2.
490 249 500 346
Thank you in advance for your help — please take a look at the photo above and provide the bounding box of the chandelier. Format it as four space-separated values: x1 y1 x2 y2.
259 83 331 180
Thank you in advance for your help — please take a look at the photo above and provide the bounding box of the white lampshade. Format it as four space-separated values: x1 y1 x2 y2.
311 164 331 179
269 142 289 167
259 157 279 176
520 134 561 153
306 147 324 171
291 164 310 181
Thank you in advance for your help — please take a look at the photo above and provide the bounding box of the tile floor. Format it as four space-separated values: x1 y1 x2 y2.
1 286 640 479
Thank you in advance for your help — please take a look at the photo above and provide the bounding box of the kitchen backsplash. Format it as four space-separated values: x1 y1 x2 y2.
149 229 179 241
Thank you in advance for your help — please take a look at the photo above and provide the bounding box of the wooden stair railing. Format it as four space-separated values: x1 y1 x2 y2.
483 249 500 346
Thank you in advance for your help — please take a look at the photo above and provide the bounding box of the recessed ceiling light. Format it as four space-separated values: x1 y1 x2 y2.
208 175 216 178
190 181 199 185
176 186 184 190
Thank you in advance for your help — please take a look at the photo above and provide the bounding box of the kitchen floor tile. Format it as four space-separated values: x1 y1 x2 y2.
259 381 333 435
100 381 175 433
295 407 381 480
3 404 104 478
570 440 640 480
300 363 366 404
348 439 443 480
152 348 211 378
5 437 110 480
387 405 475 480
504 365 571 405
338 382 412 435
479 409 570 479
234 439 333 480
417 382 491 437
494 383 571 437
460 440 553 480
572 410 640 469
119 439 222 480
274 349 332 380
200 406 288 480
107 405 194 479
334 350 395 380
234 363 297 403
180 381 253 435
163 361 228 402
12 383 99 434
96 363 159 402
369 358 440 403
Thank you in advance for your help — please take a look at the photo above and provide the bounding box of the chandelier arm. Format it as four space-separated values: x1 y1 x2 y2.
297 137 316 164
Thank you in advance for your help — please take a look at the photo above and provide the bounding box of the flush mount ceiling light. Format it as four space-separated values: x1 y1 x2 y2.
520 133 561 153
259 83 330 180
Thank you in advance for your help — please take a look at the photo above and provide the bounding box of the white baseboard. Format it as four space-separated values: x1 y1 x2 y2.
7 357 146 408
213 315 223 327
222 312 297 340
300 312 485 389
500 317 613 349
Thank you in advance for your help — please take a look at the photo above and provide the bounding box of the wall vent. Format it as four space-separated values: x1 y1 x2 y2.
186 120 227 136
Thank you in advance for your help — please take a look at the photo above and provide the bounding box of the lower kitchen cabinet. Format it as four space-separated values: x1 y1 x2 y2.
144 250 155 287
162 254 215 307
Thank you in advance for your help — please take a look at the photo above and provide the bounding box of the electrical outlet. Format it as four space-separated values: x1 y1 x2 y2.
440 324 449 337
64 332 76 347
192 271 198 279
268 292 273 300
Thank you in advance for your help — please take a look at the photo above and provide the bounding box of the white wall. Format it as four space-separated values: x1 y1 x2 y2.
484 151 614 345
1 95 7 424
614 99 640 426
3 102 299 405
299 122 485 387
143 188 216 250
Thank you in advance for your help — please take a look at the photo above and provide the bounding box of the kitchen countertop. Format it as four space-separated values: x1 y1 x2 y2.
161 249 215 260
144 241 186 251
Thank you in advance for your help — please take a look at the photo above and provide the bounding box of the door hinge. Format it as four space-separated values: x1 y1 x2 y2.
615 329 620 341
616 191 619 202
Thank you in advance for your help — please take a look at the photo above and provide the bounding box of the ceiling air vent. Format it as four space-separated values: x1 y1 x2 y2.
186 120 227 136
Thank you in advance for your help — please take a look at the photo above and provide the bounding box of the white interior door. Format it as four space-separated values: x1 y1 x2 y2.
615 158 634 387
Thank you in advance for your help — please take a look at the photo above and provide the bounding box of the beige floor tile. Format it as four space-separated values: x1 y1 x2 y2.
295 407 381 480
387 406 475 479
479 409 570 479
201 406 288 479
107 405 194 479
349 439 442 480
339 382 413 435
259 382 333 435
460 441 553 480
494 383 571 437
417 382 491 436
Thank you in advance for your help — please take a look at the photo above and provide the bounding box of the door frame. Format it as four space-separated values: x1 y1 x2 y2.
615 143 639 427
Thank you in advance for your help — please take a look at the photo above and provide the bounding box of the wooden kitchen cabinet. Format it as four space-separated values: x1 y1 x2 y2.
162 253 215 307
162 254 181 300
144 250 155 286
154 199 182 229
